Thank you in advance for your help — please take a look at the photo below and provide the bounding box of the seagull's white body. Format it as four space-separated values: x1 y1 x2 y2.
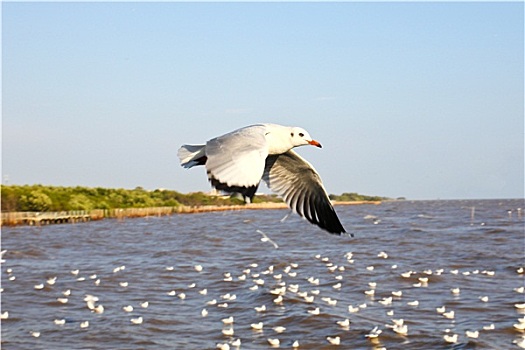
178 123 346 234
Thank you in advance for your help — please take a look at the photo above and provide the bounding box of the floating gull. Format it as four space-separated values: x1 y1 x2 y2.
327 336 341 345
222 328 234 336
254 305 266 312
178 123 347 234
123 305 134 312
483 323 495 330
222 316 234 325
130 316 143 325
466 330 479 338
308 307 320 315
267 338 280 347
336 318 350 328
251 322 263 331
273 326 286 333
443 333 458 343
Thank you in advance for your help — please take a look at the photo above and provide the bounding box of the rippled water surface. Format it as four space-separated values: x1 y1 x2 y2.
2 199 524 349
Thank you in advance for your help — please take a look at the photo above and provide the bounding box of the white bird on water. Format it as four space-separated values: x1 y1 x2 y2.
178 123 347 235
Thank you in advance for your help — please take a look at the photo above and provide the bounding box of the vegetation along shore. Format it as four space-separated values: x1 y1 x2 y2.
1 185 386 226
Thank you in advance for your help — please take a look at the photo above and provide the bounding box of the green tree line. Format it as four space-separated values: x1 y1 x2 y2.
0 185 282 212
1 185 386 212
329 192 387 202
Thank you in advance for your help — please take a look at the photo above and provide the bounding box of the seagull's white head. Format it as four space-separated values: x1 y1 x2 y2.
290 127 322 148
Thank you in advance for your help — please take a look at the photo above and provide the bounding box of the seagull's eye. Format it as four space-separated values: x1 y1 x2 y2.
290 132 294 137
299 133 304 137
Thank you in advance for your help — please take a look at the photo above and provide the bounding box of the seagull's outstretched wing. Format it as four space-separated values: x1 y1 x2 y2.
205 125 268 200
262 150 346 235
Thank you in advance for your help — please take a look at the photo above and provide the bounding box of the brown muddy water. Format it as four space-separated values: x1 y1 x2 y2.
1 199 524 349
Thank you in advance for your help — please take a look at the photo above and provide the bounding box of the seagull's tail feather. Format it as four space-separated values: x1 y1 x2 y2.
178 144 207 168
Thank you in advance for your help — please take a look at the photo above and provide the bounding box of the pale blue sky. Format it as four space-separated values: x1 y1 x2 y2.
2 2 523 199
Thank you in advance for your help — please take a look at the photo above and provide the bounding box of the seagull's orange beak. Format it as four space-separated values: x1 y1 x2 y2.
309 140 322 148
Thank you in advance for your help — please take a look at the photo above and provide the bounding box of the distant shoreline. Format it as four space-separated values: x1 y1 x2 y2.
1 201 381 227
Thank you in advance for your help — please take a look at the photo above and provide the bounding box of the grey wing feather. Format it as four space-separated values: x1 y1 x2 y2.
262 150 346 235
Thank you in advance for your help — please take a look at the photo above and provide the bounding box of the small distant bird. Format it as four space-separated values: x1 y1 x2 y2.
140 301 149 308
393 324 408 336
34 283 45 290
378 251 388 259
443 333 458 343
222 316 234 325
379 297 393 306
216 343 230 350
308 307 320 315
407 300 419 307
267 338 280 347
483 323 495 330
336 319 350 328
443 310 455 319
194 264 203 272
92 304 104 314
56 297 68 304
54 319 66 325
327 336 341 345
392 290 403 297
130 316 143 325
365 326 382 340
273 326 286 333
254 305 266 312
80 321 89 328
466 330 479 338
201 308 208 317
251 322 263 330
222 328 234 336
123 305 134 312
119 282 128 287
348 305 360 313
292 340 299 348
30 331 41 338
273 295 283 304
46 276 57 285
451 287 460 295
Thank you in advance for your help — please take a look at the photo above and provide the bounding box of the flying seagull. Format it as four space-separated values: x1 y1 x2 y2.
177 123 346 235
